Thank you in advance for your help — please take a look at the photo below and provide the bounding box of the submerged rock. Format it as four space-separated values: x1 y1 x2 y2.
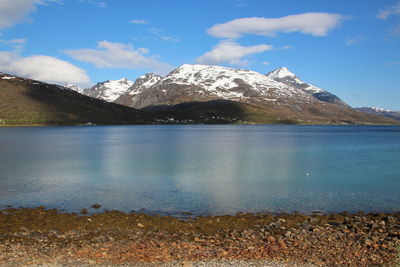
91 204 101 209
80 208 88 214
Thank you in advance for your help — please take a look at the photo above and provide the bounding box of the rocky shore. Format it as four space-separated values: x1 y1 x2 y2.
0 207 399 266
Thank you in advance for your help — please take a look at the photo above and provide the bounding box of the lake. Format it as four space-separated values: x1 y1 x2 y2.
0 125 399 215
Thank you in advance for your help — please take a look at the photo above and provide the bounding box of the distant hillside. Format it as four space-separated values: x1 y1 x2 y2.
0 73 152 126
355 107 400 121
145 99 399 125
142 100 292 124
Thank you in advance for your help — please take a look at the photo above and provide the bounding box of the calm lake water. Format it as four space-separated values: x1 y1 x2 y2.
0 125 399 215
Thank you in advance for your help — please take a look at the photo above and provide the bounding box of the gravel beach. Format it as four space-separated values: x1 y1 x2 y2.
0 207 399 266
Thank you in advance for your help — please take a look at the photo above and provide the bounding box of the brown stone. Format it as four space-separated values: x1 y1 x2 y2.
267 236 276 243
91 204 101 209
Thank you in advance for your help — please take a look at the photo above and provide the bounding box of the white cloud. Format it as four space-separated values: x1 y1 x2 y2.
223 0 246 7
207 13 343 39
377 3 400 36
276 45 294 51
392 25 400 35
78 0 106 8
129 19 149 24
0 0 60 29
0 51 90 86
65 40 174 75
147 27 180 42
8 38 27 44
0 37 27 52
377 2 400 19
346 38 359 46
0 38 27 44
196 41 273 66
97 1 106 8
345 34 366 46
261 61 270 65
160 35 180 42
0 0 39 29
385 61 400 66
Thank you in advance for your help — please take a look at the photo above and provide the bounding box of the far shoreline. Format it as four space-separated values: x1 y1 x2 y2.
1 122 400 127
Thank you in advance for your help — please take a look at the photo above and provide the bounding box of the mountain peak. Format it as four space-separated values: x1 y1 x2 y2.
173 64 220 73
173 64 252 74
139 73 163 80
104 78 133 85
266 67 296 79
82 78 135 102
112 77 131 84
64 83 84 93
266 67 349 106
133 73 162 89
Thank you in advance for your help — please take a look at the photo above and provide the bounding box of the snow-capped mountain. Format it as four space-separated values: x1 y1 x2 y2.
265 67 298 80
64 84 84 94
2 71 398 125
83 78 134 102
116 64 320 109
129 73 163 94
81 65 349 111
355 107 400 121
266 67 348 106
115 73 162 107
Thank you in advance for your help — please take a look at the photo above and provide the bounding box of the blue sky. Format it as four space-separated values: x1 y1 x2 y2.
0 0 399 110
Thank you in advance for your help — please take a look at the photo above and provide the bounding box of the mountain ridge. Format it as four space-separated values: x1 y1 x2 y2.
355 107 400 121
265 67 348 106
2 68 399 126
77 65 349 110
82 78 134 102
115 64 318 109
73 65 349 110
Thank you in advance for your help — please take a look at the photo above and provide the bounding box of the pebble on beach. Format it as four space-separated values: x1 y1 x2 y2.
0 207 399 266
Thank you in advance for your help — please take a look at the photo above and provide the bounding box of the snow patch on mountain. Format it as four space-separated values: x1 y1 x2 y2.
100 78 134 101
86 64 349 109
162 64 309 100
266 67 347 105
64 83 84 93
266 67 324 94
1 76 15 80
266 67 296 79
85 78 134 102
128 73 162 96
370 107 393 113
355 107 400 121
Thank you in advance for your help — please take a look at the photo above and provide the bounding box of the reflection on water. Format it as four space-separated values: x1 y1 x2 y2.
0 125 399 215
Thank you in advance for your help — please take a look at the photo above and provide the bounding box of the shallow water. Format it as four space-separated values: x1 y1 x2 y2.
0 125 399 215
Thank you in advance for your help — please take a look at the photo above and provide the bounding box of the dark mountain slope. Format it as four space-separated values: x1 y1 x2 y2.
0 73 152 126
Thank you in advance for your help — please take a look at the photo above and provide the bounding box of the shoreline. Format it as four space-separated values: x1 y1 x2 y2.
1 122 400 127
1 207 399 266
